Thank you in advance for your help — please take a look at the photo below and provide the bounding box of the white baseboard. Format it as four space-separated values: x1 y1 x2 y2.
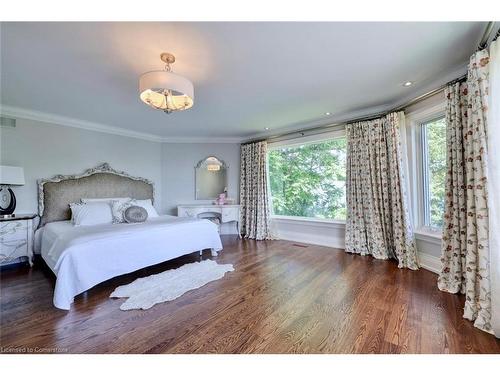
417 252 441 274
275 230 345 250
275 231 440 274
272 217 346 250
219 222 238 235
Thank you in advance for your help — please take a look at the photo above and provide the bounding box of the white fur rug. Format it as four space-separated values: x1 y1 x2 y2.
110 259 234 310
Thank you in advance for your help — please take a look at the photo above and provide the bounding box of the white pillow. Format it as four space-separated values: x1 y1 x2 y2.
69 202 113 226
134 199 159 218
110 198 158 223
110 199 134 224
81 197 130 204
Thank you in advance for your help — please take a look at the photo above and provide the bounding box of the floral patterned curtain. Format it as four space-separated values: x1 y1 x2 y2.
239 141 272 240
438 50 492 333
345 112 418 270
489 39 500 338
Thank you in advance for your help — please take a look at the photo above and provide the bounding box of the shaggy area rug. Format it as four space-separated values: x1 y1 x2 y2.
110 259 234 310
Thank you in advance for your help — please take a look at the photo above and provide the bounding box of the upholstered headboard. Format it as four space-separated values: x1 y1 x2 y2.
38 163 154 227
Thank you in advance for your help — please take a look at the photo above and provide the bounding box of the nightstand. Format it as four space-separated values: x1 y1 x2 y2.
0 214 37 266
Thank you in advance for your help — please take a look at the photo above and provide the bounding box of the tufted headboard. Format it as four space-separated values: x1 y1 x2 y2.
38 163 154 227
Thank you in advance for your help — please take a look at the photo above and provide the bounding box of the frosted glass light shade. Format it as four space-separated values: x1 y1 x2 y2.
0 166 25 185
139 70 194 113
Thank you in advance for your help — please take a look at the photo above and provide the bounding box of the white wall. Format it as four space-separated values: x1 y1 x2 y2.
0 118 242 233
161 142 240 234
0 118 163 214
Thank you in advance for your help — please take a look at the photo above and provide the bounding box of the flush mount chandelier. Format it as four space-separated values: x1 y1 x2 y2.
139 52 194 114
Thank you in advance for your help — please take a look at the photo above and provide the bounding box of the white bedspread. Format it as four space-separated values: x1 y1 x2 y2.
39 215 223 310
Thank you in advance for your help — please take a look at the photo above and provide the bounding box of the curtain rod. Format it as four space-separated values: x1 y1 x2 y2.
478 21 497 50
491 25 500 44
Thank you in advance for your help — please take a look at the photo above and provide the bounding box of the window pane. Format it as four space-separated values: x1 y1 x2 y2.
425 117 446 227
268 138 346 220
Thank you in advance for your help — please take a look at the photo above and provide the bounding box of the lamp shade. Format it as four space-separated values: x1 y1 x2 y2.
0 166 25 185
139 70 194 113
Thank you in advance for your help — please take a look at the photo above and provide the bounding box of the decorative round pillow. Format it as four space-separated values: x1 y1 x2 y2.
123 206 148 223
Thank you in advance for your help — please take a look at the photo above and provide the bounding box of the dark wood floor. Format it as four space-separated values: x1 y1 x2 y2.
1 236 499 354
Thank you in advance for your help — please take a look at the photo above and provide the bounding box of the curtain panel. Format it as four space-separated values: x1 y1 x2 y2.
438 49 492 333
345 112 418 270
488 39 500 338
239 141 272 240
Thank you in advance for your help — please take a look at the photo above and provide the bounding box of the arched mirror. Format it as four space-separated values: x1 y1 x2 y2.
195 156 228 200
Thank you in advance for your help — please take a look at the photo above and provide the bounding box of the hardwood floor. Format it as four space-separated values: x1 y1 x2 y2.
1 236 499 354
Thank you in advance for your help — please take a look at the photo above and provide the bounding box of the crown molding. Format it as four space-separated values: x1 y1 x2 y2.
241 61 469 144
0 104 164 142
388 61 468 110
161 136 244 144
0 104 243 144
242 103 392 143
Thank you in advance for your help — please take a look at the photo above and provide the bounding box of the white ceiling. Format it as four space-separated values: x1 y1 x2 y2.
0 22 487 141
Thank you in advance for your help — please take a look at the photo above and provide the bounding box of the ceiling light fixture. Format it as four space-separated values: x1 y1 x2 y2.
139 52 194 114
264 127 270 130
325 112 331 116
403 81 413 87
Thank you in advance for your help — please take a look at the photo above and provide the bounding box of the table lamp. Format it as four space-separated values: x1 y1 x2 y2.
0 166 25 218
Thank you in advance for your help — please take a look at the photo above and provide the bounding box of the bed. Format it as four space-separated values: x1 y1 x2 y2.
35 163 223 310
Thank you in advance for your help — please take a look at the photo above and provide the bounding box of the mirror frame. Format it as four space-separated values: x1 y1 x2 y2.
194 156 228 200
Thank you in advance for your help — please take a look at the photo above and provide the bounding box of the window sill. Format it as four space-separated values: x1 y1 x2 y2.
414 228 442 245
271 215 346 229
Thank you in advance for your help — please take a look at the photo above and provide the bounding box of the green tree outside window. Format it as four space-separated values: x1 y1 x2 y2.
425 117 446 228
268 138 347 220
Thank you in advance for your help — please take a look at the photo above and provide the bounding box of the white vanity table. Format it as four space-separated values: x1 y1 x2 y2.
177 204 241 238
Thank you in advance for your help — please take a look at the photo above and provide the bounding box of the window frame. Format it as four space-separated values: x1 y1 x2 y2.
267 128 347 224
406 101 446 239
